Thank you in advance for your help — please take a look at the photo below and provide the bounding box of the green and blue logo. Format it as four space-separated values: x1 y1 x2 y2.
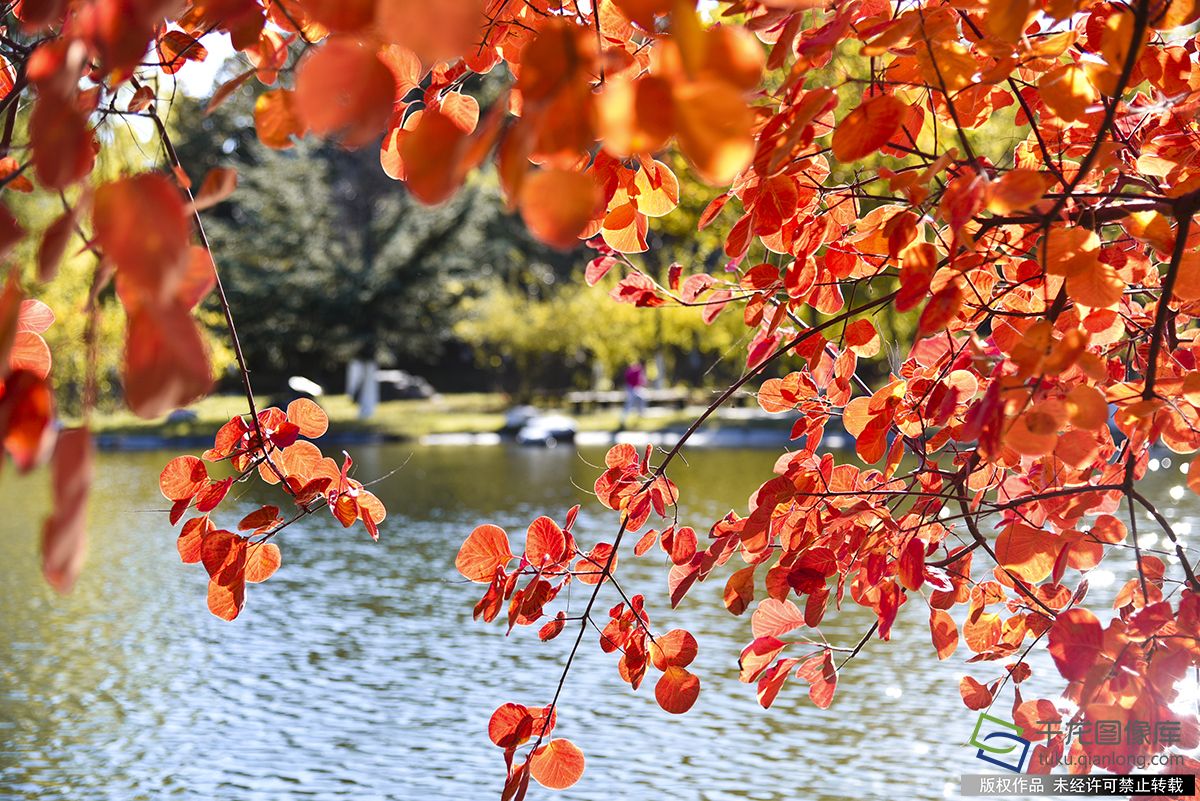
969 712 1031 773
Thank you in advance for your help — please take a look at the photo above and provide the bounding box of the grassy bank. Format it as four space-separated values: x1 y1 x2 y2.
78 393 766 442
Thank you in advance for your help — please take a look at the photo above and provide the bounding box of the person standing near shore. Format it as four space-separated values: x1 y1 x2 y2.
622 361 647 428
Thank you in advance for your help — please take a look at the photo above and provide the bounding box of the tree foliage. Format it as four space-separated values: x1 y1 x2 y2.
173 89 548 385
5 0 1200 796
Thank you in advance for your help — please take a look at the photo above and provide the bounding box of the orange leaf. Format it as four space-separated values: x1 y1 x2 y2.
0 272 21 377
529 738 585 790
650 628 698 670
751 597 805 638
245 541 281 583
987 168 1048 215
38 209 76 283
917 282 962 335
374 0 485 67
1039 64 1097 122
0 370 53 471
518 170 600 250
178 515 212 563
1065 385 1108 430
123 305 212 420
831 94 904 163
655 665 701 713
401 110 467 205
286 398 329 438
1065 261 1124 308
159 454 208 501
929 608 958 660
525 516 566 566
10 331 50 379
94 173 190 304
192 167 238 212
959 675 993 710
723 565 755 615
255 89 306 150
457 523 514 582
202 530 248 621
488 702 533 748
302 0 375 31
995 523 1059 583
40 427 92 593
30 91 94 189
898 537 925 590
1047 608 1103 680
672 80 754 184
295 37 395 148
238 505 282 532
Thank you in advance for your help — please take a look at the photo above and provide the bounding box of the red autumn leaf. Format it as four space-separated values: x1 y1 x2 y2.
575 542 617 585
302 0 376 31
40 427 92 593
756 656 800 709
9 331 51 380
917 282 963 336
401 110 468 205
655 665 701 714
897 537 925 591
805 650 838 709
525 516 567 567
159 454 208 502
156 30 207 74
95 173 191 304
519 169 600 250
831 94 904 162
959 675 994 710
0 370 53 471
294 37 395 149
929 609 958 660
30 91 93 190
0 155 32 193
669 525 697 565
650 628 698 670
245 542 281 584
1047 608 1104 681
538 612 567 641
195 477 233 513
488 702 534 748
255 89 306 150
178 515 213 564
724 565 755 615
585 256 617 286
122 304 213 419
995 523 1060 583
37 210 75 283
751 597 806 639
457 523 515 582
238 505 282 533
192 167 238 212
286 398 329 438
529 738 585 790
202 530 248 621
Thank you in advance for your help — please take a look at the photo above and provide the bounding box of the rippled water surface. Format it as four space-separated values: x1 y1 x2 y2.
1 443 1195 800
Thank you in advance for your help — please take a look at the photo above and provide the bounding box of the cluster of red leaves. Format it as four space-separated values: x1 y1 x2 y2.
0 285 93 593
458 443 705 795
161 398 384 620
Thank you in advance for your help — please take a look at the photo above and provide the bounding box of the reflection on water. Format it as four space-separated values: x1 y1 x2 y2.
0 444 1194 800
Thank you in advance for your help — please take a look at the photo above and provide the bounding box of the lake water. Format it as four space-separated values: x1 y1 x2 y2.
0 443 1194 800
